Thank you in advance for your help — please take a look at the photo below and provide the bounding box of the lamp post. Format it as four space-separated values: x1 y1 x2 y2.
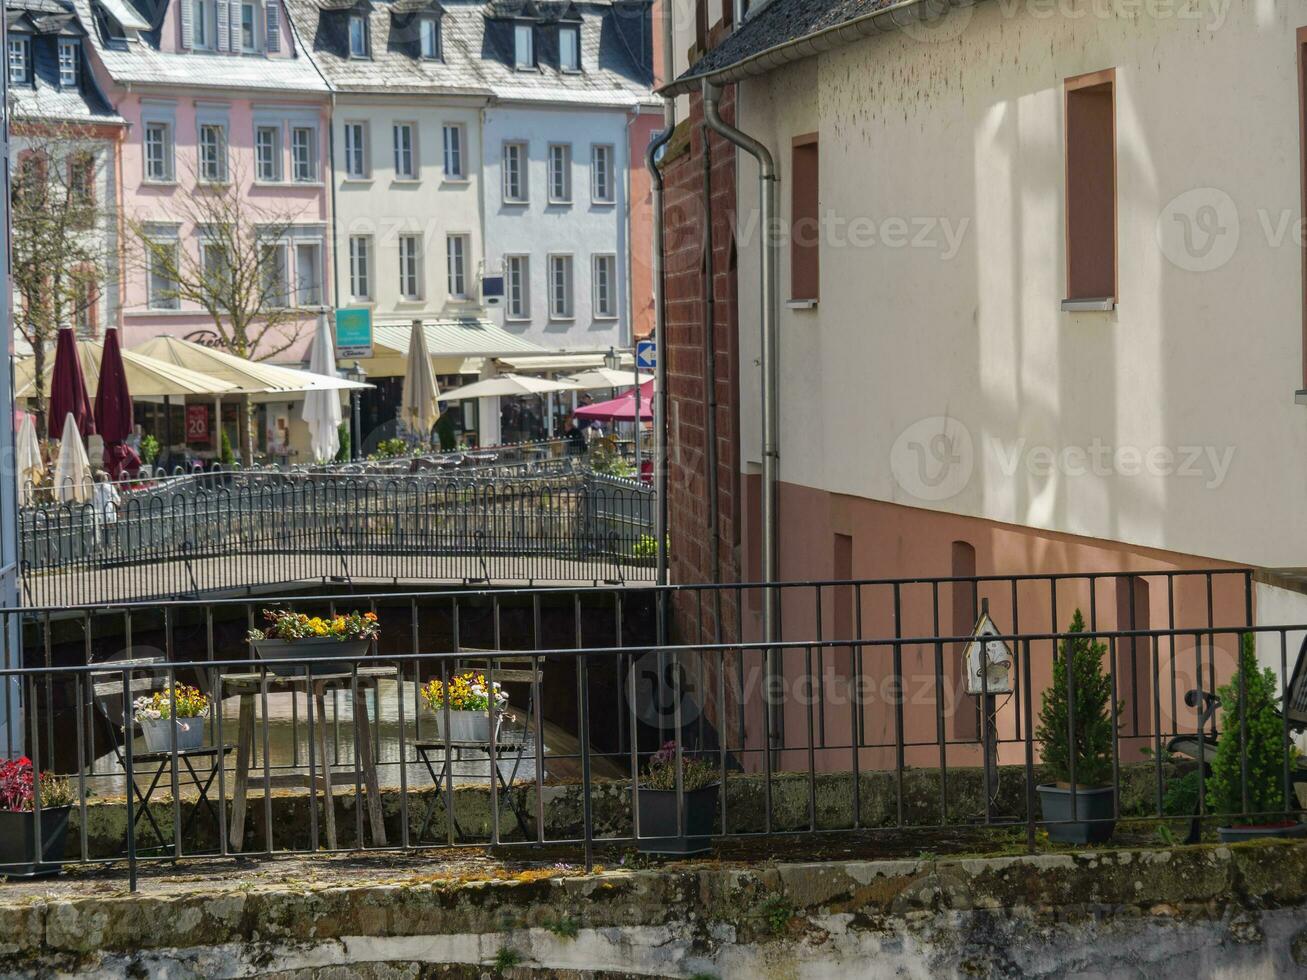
346 360 367 460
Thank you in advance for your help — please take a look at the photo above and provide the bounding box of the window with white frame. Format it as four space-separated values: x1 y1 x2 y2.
58 39 78 87
591 144 613 203
295 242 323 306
446 234 468 299
255 125 280 181
513 22 533 68
198 123 228 182
240 1 257 50
144 122 173 181
398 234 422 299
348 234 372 300
502 141 526 202
548 254 573 318
8 37 29 85
547 143 570 203
393 123 416 179
193 0 209 46
291 126 316 181
592 254 617 318
344 122 368 178
146 232 180 310
260 241 290 307
349 14 368 56
201 239 230 292
442 124 463 179
420 16 439 58
505 254 529 319
559 25 579 71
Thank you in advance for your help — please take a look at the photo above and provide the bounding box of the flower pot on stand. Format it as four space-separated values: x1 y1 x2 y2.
636 783 720 855
1217 821 1307 844
254 637 372 676
140 716 206 753
0 806 71 878
433 708 502 743
1037 783 1116 845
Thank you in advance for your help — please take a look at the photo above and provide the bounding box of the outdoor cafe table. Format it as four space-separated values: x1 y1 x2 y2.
222 666 395 852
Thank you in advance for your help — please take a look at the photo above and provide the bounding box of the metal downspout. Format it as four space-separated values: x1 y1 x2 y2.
700 122 723 654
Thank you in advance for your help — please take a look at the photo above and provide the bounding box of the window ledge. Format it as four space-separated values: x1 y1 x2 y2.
787 298 817 310
503 198 530 206
504 315 531 323
1292 390 1307 407
1061 297 1116 312
392 177 421 184
547 199 573 206
140 179 178 188
591 198 615 207
341 177 374 185
443 176 469 184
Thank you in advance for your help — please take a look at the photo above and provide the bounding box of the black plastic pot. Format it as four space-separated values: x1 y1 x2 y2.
253 638 372 676
636 784 720 855
1217 821 1307 844
1037 784 1116 844
0 806 71 878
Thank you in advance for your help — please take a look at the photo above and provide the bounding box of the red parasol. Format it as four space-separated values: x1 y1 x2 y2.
48 327 94 440
94 327 134 443
573 380 653 423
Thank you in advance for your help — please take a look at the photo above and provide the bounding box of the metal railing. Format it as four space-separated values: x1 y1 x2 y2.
3 569 1301 890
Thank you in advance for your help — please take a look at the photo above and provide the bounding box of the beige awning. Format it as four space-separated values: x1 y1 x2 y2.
564 368 654 390
497 352 635 374
13 341 239 399
446 373 580 400
132 335 370 394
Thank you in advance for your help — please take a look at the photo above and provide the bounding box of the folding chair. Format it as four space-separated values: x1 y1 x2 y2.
89 659 235 854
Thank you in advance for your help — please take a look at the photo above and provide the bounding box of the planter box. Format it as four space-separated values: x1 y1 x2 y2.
254 638 372 676
0 806 71 878
1037 784 1116 845
140 716 205 753
431 708 502 743
1217 821 1307 844
637 783 720 855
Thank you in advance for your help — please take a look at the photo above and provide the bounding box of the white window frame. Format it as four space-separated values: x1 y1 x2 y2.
393 122 417 180
343 121 369 179
547 143 571 204
442 124 464 180
398 233 423 300
240 1 257 51
201 239 230 292
58 38 78 87
295 241 323 307
291 126 317 182
592 253 617 318
260 240 290 308
548 254 573 320
446 234 468 299
505 254 529 320
513 22 533 69
348 14 369 57
144 121 174 182
591 143 613 203
198 122 228 183
420 16 440 58
502 141 527 203
255 125 281 182
146 231 181 310
193 0 210 47
8 37 29 86
559 25 579 71
348 234 372 300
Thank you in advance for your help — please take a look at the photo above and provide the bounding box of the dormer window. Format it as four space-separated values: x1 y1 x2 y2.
58 39 80 87
193 0 209 46
349 14 369 57
7 37 30 86
559 25 578 71
240 2 257 50
419 16 439 58
513 22 533 68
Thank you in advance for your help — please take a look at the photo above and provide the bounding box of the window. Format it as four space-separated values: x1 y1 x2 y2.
393 123 416 179
348 234 372 300
255 126 280 181
559 25 579 71
548 254 573 318
349 14 368 57
591 144 613 203
291 126 316 181
201 240 230 291
442 124 463 179
547 143 570 203
58 39 78 87
505 254 529 319
240 2 256 50
790 133 819 303
344 122 368 178
1064 69 1116 306
147 237 180 310
295 242 323 306
193 0 209 47
8 37 29 85
446 235 467 298
198 123 228 182
144 122 173 181
592 254 616 317
260 242 289 307
420 16 439 58
398 234 422 299
67 153 94 224
502 141 526 202
72 274 97 338
514 23 533 68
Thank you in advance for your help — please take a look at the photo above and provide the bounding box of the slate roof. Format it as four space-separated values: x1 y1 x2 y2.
5 0 123 123
282 0 655 106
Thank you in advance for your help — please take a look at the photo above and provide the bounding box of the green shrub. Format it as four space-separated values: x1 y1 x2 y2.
1035 609 1119 787
140 434 160 466
335 422 351 462
1163 769 1201 816
220 430 235 466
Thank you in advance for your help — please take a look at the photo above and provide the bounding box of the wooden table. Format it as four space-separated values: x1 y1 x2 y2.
222 666 396 852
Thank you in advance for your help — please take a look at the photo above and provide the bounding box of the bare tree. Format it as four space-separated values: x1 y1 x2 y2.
10 118 115 434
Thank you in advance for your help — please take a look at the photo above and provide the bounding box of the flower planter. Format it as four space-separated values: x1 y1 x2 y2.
254 638 372 676
636 783 720 855
431 708 502 743
1037 784 1116 845
0 806 71 878
140 716 205 753
1217 821 1307 844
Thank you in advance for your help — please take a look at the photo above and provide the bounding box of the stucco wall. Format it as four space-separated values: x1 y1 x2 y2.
731 1 1307 571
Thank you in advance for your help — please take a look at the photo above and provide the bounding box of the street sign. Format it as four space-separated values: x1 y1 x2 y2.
635 339 656 370
334 308 373 359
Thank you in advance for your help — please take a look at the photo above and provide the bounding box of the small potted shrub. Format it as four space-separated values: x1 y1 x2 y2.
1207 634 1306 843
133 685 210 752
420 672 509 742
248 609 379 676
637 741 719 855
0 757 74 877
1036 609 1120 844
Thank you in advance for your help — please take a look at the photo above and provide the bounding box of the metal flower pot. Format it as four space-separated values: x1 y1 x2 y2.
254 638 372 676
0 806 71 878
1217 821 1307 844
636 783 720 855
1037 784 1116 845
140 716 205 753
432 708 502 743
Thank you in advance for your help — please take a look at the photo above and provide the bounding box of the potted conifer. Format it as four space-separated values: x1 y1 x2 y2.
0 758 74 878
1036 609 1120 844
1207 634 1306 843
636 741 720 855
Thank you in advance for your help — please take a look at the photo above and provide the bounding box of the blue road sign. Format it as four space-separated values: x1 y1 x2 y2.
635 339 656 370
